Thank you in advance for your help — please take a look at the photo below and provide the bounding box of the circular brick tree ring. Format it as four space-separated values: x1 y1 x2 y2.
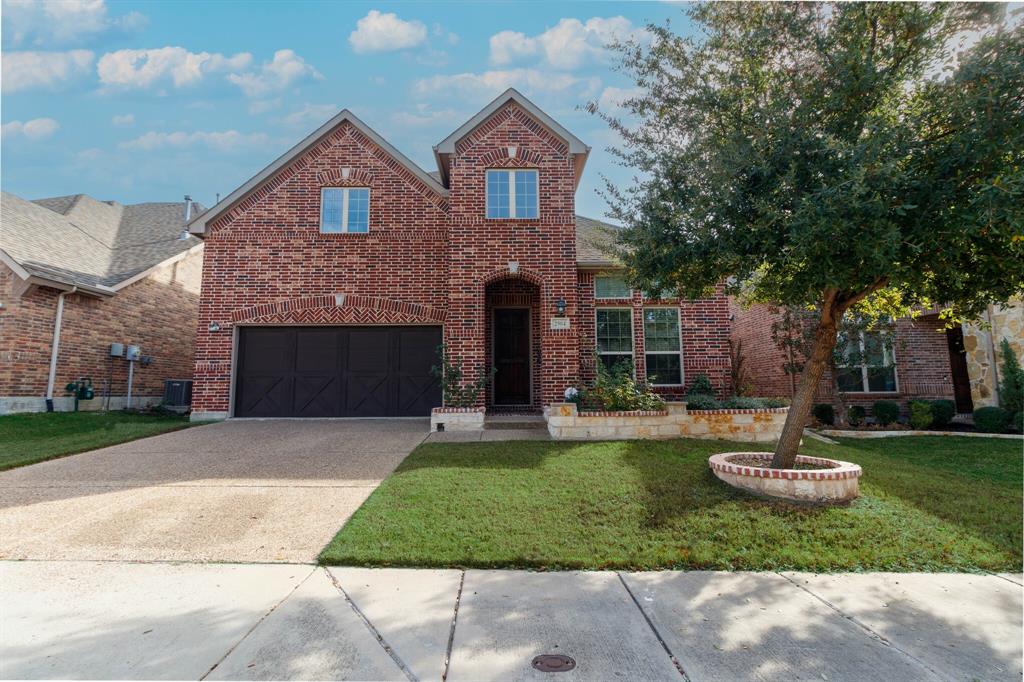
708 452 862 504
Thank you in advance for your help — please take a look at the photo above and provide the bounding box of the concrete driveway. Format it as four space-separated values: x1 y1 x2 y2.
0 419 427 563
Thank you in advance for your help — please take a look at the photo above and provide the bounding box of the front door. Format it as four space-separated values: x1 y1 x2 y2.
493 308 531 405
945 326 975 414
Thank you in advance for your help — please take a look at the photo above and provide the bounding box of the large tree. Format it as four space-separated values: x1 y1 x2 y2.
596 2 1024 467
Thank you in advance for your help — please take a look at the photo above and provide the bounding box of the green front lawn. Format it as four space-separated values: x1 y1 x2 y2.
0 411 196 471
321 436 1023 572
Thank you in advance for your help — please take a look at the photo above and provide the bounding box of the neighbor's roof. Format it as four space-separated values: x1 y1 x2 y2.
0 192 203 294
575 214 622 267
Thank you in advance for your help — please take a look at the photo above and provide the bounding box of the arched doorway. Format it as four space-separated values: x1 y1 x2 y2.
485 276 542 411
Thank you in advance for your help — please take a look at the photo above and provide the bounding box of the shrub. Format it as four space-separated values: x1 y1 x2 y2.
928 399 955 428
871 400 900 426
687 373 715 397
974 406 1011 433
812 403 834 426
1012 411 1023 434
847 405 866 426
998 338 1024 417
587 358 665 412
722 396 764 409
686 394 722 410
431 344 495 408
909 401 933 430
761 397 791 408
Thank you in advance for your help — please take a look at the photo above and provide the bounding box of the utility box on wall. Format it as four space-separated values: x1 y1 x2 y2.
110 343 125 357
126 345 141 361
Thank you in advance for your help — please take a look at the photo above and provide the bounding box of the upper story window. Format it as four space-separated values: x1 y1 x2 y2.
321 187 369 233
594 275 631 299
486 169 538 219
835 329 897 393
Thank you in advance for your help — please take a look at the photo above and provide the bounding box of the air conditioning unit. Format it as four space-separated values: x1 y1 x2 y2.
163 379 193 411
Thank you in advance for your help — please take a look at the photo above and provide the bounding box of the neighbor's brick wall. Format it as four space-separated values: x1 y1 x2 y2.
0 250 202 402
192 120 450 414
578 272 732 399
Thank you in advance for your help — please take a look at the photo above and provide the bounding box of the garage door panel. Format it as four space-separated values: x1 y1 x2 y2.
293 375 341 418
238 375 293 417
295 329 341 372
346 373 391 417
240 329 294 373
347 329 392 373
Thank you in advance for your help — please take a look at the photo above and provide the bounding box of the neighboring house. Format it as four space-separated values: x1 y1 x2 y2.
187 88 732 420
0 192 204 414
730 299 1024 415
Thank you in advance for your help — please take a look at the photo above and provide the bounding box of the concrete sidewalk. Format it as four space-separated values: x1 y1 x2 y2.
2 562 1020 681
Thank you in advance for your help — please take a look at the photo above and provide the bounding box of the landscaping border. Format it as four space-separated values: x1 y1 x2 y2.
818 429 1023 440
709 452 862 503
546 402 788 441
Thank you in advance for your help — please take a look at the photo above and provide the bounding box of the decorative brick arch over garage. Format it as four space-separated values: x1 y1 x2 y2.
230 295 447 327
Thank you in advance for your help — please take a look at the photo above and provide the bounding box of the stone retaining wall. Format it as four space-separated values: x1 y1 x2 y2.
546 402 788 442
430 407 486 432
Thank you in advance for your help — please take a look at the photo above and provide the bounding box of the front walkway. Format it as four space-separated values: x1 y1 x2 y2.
2 561 1020 680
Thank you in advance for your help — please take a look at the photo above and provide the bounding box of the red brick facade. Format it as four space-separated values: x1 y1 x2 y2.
190 96 734 417
0 250 202 411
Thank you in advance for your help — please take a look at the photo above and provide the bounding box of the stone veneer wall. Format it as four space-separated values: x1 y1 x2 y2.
962 299 1024 408
546 402 787 442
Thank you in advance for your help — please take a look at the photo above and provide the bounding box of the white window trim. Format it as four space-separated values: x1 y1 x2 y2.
836 330 900 394
595 307 634 370
594 275 633 300
320 187 370 233
486 169 538 219
643 306 684 386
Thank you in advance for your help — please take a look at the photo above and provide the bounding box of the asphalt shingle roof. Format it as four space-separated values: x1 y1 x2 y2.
575 214 621 267
1 192 204 290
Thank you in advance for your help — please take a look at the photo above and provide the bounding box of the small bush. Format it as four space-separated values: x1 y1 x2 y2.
812 403 835 426
909 401 933 430
872 400 900 426
1012 411 1023 434
586 359 665 412
722 396 764 409
761 397 791 408
929 399 956 428
998 339 1023 416
686 394 722 410
974 406 1011 433
687 373 715 397
847 405 866 426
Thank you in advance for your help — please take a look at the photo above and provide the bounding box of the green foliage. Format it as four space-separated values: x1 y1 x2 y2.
1011 411 1023 434
685 394 722 411
929 400 956 428
761 397 791 408
872 400 901 426
687 373 715 397
847 405 866 426
585 359 666 412
909 401 934 430
812 403 835 426
430 345 495 408
974 406 1011 433
998 339 1024 416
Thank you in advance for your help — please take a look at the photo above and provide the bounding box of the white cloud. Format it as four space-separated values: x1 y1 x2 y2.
120 129 281 153
97 47 252 89
279 103 338 128
1 117 59 140
227 49 321 98
1 0 146 48
1 50 94 93
597 86 643 116
349 10 428 53
489 17 649 69
414 68 600 99
111 113 135 126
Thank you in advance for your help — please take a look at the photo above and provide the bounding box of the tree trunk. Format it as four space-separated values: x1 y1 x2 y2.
772 313 840 468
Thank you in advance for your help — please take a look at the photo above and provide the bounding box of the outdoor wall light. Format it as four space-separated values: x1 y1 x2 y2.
208 322 221 332
555 298 567 316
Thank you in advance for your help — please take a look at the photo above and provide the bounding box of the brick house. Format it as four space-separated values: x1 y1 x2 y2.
0 192 203 414
187 89 732 420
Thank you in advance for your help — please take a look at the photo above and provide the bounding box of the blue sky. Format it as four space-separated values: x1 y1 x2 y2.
1 0 692 219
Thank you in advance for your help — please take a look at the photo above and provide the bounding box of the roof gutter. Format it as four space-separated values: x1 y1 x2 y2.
45 286 77 410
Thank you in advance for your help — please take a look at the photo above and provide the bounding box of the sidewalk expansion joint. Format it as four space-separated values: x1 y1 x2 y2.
441 570 466 682
326 567 417 682
616 572 690 680
984 570 1023 586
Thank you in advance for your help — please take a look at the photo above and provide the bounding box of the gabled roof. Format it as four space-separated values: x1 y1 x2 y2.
188 109 448 235
1 192 203 295
575 214 622 267
433 88 591 188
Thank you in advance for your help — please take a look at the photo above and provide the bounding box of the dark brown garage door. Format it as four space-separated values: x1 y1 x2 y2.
234 326 442 418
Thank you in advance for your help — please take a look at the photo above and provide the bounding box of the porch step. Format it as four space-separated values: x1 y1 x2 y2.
484 414 547 431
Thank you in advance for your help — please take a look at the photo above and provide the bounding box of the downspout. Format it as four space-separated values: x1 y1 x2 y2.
45 287 77 411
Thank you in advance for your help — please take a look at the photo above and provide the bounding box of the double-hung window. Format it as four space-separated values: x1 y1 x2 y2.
596 308 633 372
486 169 538 218
594 275 631 299
320 187 369 233
835 330 897 392
643 308 682 385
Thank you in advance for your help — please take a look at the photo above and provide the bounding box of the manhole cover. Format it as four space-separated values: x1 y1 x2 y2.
532 654 576 673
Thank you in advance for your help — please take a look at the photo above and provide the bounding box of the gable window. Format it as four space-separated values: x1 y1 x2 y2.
594 276 631 299
486 169 538 219
835 330 897 393
644 308 682 385
321 187 370 233
596 308 633 372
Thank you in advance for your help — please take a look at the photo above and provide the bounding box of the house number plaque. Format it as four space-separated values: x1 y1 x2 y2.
550 317 570 330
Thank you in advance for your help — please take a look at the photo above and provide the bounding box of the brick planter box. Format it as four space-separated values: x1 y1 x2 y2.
545 402 788 442
709 452 862 504
430 407 485 432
